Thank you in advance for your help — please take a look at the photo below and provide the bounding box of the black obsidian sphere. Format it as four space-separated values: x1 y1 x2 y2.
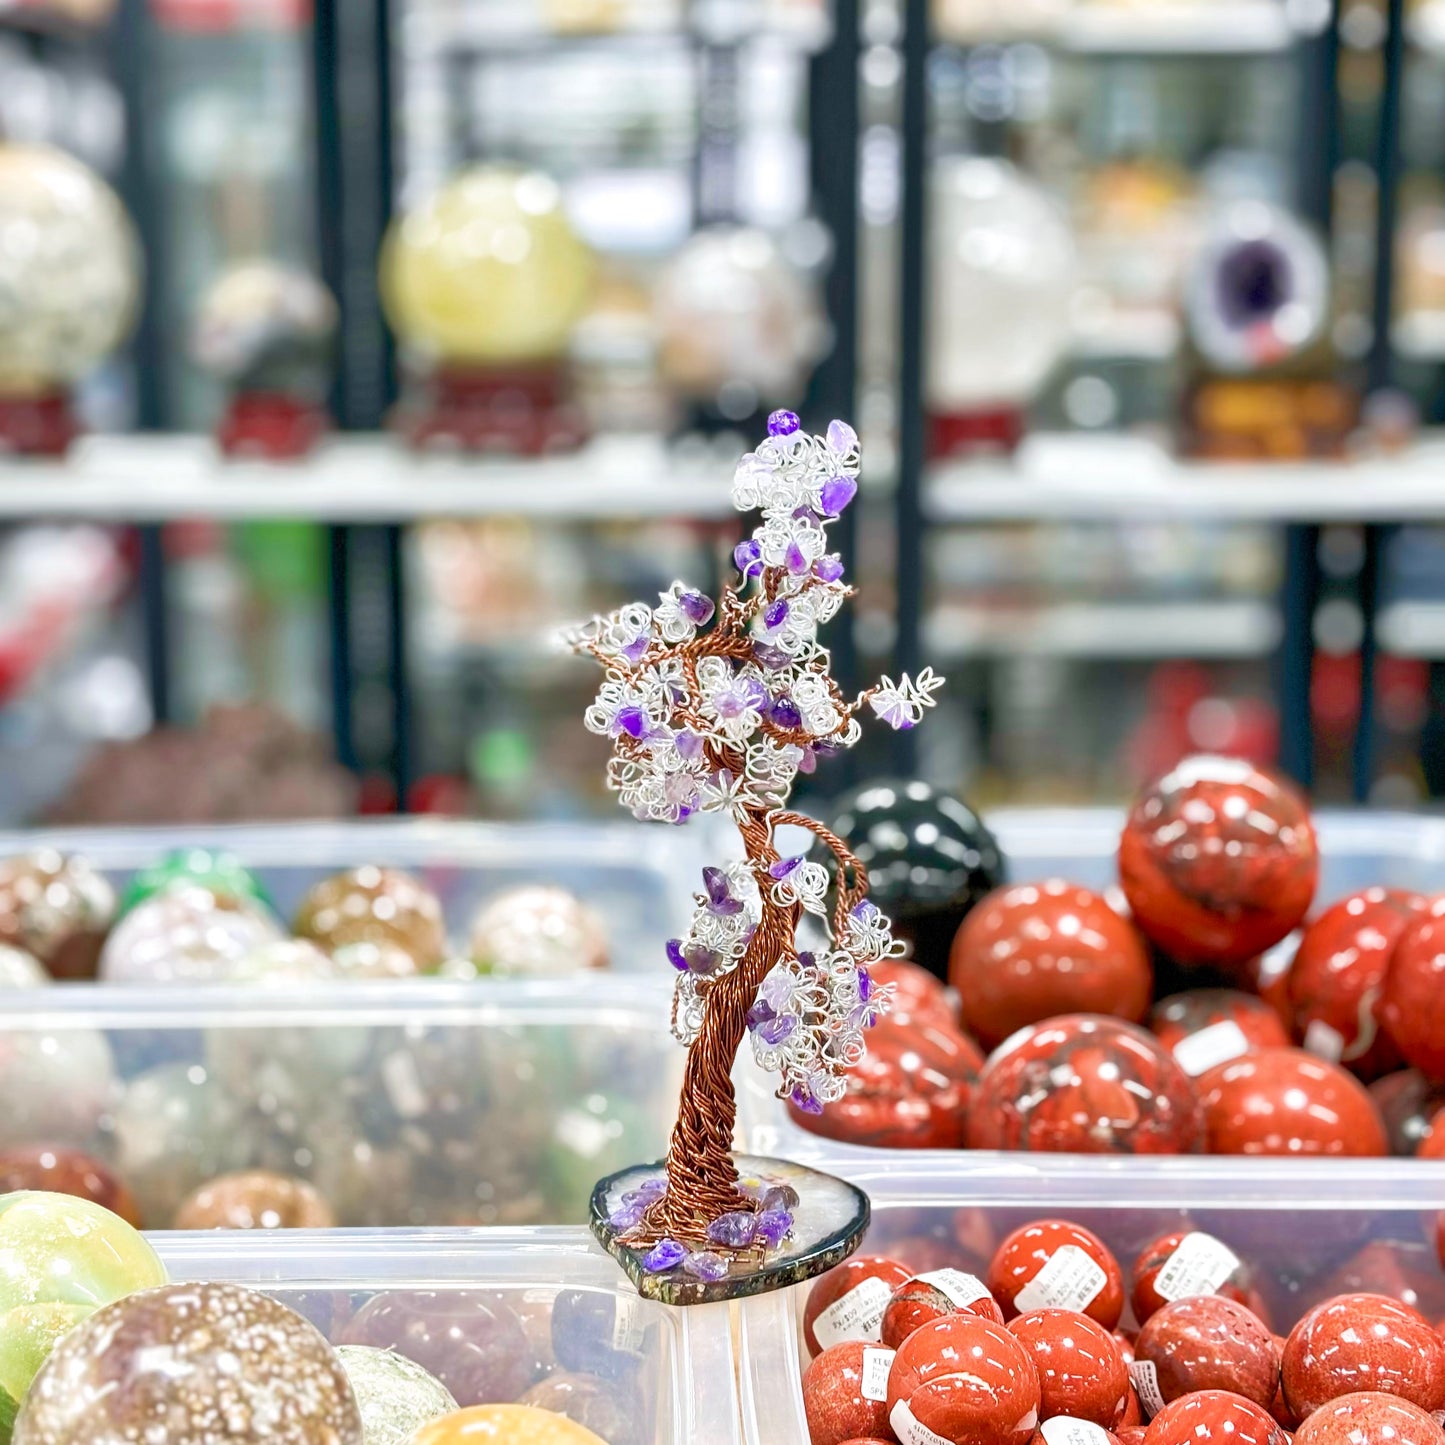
827 778 1006 982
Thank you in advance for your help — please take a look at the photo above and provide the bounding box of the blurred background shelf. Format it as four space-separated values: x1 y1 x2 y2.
0 436 739 522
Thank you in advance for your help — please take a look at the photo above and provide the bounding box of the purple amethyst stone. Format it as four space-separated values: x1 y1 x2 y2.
826 418 858 454
763 598 789 631
665 938 688 971
641 1239 686 1273
615 705 648 740
768 695 803 730
678 590 715 625
814 554 844 584
818 475 858 516
683 1250 730 1282
767 855 803 880
608 1200 646 1231
760 1184 800 1214
734 539 763 580
706 1211 757 1250
754 1210 794 1248
767 409 801 437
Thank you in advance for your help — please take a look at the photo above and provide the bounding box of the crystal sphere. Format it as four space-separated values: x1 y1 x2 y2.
0 144 140 395
928 157 1076 410
98 882 283 985
653 224 826 410
192 261 337 383
381 166 596 366
469 886 609 976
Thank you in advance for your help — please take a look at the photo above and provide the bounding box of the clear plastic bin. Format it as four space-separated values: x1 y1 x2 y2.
0 816 725 975
736 1152 1445 1445
153 1226 740 1445
0 976 682 1229
739 807 1445 1163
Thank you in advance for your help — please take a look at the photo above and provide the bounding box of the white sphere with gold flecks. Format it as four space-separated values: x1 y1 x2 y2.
928 156 1076 409
380 166 597 367
653 225 826 409
0 144 141 396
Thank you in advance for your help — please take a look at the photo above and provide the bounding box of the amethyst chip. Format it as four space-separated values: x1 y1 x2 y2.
818 475 857 516
683 1250 730 1282
706 1211 757 1249
678 590 715 625
641 1239 686 1273
702 866 744 916
754 1210 794 1248
767 409 801 437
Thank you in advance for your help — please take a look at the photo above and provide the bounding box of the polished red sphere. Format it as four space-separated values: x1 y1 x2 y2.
1142 1391 1288 1445
0 1145 142 1227
1195 1048 1388 1156
987 1221 1125 1330
805 1255 914 1357
1289 888 1427 1079
1149 991 1291 1074
802 1341 894 1445
870 957 959 1030
791 1013 984 1149
950 881 1153 1051
1134 1294 1279 1407
882 1271 1004 1349
1007 1308 1130 1426
1381 902 1445 1081
1128 1230 1261 1325
1118 756 1318 968
967 1016 1205 1156
887 1313 1042 1445
1281 1293 1445 1418
1295 1392 1445 1445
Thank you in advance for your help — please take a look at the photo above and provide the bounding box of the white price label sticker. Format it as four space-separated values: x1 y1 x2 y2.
1304 1018 1345 1063
611 1295 646 1354
1014 1245 1108 1315
1042 1418 1114 1445
918 1268 993 1311
891 1399 958 1445
1130 1359 1166 1419
1154 1232 1241 1302
860 1347 895 1403
813 1276 894 1351
1172 1021 1252 1076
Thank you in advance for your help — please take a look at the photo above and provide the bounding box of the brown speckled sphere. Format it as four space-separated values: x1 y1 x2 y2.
1134 1295 1279 1407
173 1170 337 1230
0 851 114 981
294 866 446 971
791 1013 984 1149
887 1313 1042 1445
950 881 1153 1051
1289 888 1428 1079
340 1290 532 1406
1150 991 1291 1074
987 1220 1125 1329
1195 1048 1388 1156
12 1281 362 1445
1118 756 1318 969
1381 902 1445 1081
1008 1309 1130 1426
1294 1391 1445 1445
802 1341 894 1445
882 1271 1004 1349
0 1146 140 1227
1129 1231 1263 1326
805 1255 914 1357
1282 1293 1445 1418
967 1016 1205 1156
1142 1391 1287 1445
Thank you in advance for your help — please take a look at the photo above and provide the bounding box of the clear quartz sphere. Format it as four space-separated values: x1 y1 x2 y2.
927 156 1076 410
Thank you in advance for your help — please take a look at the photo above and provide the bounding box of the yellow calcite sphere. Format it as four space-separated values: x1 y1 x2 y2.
405 1404 608 1444
380 167 596 366
0 144 140 395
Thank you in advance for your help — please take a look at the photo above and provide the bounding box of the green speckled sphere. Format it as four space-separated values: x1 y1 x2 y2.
119 848 273 919
0 1192 167 1426
337 1345 457 1445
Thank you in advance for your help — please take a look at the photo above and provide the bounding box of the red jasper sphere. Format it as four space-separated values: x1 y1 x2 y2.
1143 1391 1288 1445
790 1012 984 1149
1150 990 1291 1075
1007 1308 1130 1426
1288 888 1427 1079
987 1220 1125 1330
1381 902 1445 1081
802 1341 894 1445
1128 1230 1262 1326
1294 1392 1445 1445
967 1016 1205 1156
882 1270 1004 1349
1134 1294 1280 1407
1281 1292 1445 1418
887 1313 1042 1445
870 957 959 1030
1195 1048 1388 1156
1118 756 1318 969
950 881 1153 1051
804 1255 914 1357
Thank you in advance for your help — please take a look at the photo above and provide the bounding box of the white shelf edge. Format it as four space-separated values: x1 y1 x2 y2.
0 435 738 523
